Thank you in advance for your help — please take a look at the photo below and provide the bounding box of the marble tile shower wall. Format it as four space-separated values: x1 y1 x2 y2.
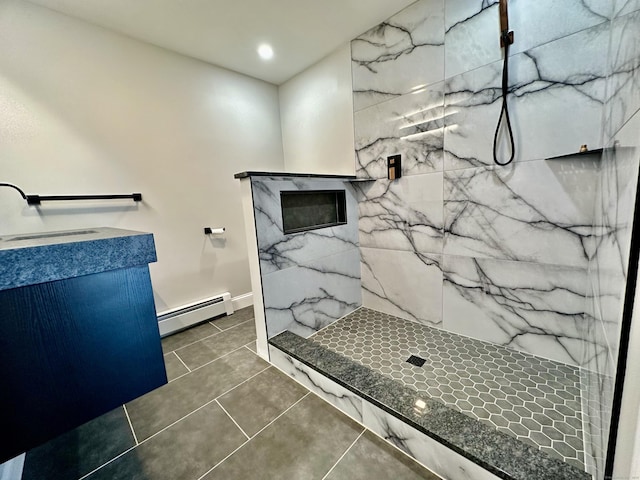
251 177 362 339
582 3 640 476
353 0 640 478
352 0 613 366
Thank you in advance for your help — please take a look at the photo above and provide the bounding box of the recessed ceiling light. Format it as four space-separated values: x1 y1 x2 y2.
257 44 274 60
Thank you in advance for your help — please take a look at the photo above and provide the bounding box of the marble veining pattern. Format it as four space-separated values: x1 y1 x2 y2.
444 159 599 268
582 280 617 377
354 173 443 254
604 10 640 139
269 347 363 422
349 2 640 478
351 0 444 112
444 0 611 79
252 177 359 276
444 22 609 170
354 83 444 179
617 0 640 16
312 308 585 470
362 403 501 480
361 247 442 327
262 249 361 339
583 87 640 479
443 256 588 366
586 141 640 367
251 176 362 339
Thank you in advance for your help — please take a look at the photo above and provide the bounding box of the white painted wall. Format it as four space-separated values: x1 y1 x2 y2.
0 0 284 312
278 44 355 175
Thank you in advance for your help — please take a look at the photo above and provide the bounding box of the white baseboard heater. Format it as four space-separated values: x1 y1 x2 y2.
157 292 234 337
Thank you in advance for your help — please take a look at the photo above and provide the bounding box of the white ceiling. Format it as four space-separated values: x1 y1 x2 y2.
26 0 416 85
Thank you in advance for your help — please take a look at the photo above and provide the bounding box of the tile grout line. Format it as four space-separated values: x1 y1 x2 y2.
321 429 365 480
140 364 271 438
196 392 311 480
177 343 257 377
169 318 255 354
80 364 271 479
122 404 139 445
164 329 225 353
177 340 259 372
209 320 224 332
78 444 137 480
173 350 192 373
213 318 255 332
577 368 591 473
249 391 310 439
137 365 273 444
215 399 250 440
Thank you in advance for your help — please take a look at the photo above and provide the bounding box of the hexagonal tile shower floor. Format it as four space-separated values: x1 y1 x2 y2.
310 307 585 470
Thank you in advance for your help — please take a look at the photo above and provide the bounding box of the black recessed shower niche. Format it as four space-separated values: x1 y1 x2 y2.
281 190 347 234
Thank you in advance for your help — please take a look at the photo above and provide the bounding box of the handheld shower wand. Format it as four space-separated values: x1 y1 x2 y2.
493 0 515 166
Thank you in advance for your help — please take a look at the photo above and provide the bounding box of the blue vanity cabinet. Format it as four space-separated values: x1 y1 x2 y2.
0 228 167 462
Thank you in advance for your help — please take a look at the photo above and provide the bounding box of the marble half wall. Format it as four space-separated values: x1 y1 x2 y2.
251 176 362 338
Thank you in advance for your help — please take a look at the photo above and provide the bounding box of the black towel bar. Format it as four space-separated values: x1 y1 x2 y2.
25 193 142 205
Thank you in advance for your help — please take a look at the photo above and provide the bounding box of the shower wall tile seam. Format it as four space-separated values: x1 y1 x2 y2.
359 244 443 256
351 0 446 113
353 80 445 114
351 80 444 114
441 129 446 332
605 107 640 144
586 277 624 370
353 4 612 113
360 246 591 271
354 154 556 177
616 2 640 18
577 367 594 476
587 270 626 365
261 245 362 278
439 156 555 174
584 331 618 378
357 303 582 369
441 19 611 84
442 3 612 81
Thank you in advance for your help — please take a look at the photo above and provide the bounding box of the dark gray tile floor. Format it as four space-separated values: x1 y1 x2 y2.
21 307 439 480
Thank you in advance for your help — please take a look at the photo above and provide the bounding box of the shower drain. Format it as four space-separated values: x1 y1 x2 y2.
406 355 426 367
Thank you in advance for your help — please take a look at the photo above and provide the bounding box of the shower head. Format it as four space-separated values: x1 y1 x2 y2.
493 0 515 166
499 0 514 47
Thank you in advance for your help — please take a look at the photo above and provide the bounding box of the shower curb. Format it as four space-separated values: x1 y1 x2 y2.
269 331 591 480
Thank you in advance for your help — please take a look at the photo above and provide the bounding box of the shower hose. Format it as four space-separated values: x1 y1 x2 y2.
493 33 515 166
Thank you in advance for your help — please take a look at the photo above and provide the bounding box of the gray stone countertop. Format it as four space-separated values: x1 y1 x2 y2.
269 331 591 480
234 171 356 180
0 227 157 291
